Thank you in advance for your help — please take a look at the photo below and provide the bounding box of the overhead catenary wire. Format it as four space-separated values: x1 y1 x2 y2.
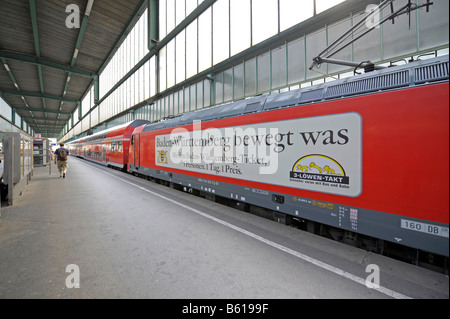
310 0 434 71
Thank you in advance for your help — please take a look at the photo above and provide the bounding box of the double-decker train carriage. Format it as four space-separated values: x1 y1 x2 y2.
127 55 449 259
68 120 149 170
69 55 448 266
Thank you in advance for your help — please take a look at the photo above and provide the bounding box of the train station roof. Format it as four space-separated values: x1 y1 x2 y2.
0 0 146 137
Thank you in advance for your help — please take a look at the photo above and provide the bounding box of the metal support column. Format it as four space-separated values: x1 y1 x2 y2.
78 101 82 121
148 0 159 51
94 75 99 103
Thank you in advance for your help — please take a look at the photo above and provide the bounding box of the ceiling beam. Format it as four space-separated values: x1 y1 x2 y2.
13 107 72 115
0 50 97 78
1 58 35 127
24 126 65 133
1 58 21 91
29 0 40 58
32 125 65 130
57 0 95 124
71 0 94 68
29 0 49 125
0 90 80 103
21 116 67 122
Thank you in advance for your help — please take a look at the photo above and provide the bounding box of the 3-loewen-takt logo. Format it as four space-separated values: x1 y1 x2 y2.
290 154 349 185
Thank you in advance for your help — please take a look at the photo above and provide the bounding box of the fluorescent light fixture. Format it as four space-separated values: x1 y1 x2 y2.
73 49 79 60
4 63 10 72
85 0 94 16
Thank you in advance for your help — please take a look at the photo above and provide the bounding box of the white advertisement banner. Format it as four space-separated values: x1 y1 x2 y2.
155 112 362 197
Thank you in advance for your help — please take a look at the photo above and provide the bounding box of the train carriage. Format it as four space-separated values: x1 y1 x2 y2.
69 138 86 158
68 120 149 170
128 55 449 257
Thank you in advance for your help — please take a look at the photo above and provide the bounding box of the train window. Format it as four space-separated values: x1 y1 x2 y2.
111 142 115 152
131 136 134 146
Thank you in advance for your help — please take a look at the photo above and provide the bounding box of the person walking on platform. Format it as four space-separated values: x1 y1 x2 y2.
54 143 70 178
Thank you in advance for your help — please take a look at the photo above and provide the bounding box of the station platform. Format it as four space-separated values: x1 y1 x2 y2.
0 157 448 300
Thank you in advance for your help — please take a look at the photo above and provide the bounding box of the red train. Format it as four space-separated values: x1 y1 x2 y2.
68 55 449 260
69 120 149 169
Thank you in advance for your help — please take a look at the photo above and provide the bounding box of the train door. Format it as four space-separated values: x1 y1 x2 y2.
102 145 107 164
134 134 140 170
130 134 140 171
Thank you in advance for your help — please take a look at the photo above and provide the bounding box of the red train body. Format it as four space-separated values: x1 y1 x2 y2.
69 120 149 170
69 56 449 258
132 83 449 225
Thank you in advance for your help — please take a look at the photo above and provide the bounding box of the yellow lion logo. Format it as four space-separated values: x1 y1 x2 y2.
292 155 345 176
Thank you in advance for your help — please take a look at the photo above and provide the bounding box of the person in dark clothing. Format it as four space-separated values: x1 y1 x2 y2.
54 143 70 178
